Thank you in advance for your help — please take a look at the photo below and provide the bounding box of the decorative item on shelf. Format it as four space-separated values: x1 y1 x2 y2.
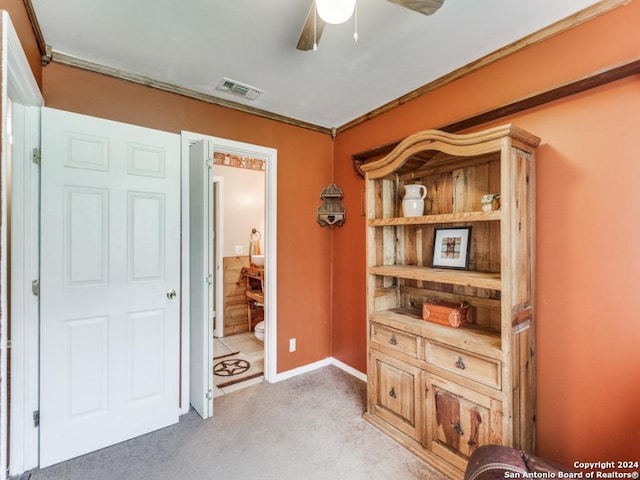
432 226 471 269
422 300 471 328
402 184 427 217
317 183 346 227
481 194 501 211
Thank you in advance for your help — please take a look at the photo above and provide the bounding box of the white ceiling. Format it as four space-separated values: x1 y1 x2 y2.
30 0 603 129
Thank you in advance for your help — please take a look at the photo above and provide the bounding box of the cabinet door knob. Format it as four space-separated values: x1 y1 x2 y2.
389 335 398 346
455 356 466 370
389 387 397 398
453 422 464 436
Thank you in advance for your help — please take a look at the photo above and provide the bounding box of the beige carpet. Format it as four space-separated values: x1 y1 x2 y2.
213 351 264 388
30 365 446 480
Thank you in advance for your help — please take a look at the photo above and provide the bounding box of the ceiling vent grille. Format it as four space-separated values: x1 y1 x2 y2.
215 78 263 100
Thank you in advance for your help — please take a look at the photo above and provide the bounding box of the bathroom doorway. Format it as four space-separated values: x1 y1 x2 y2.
182 131 277 419
210 150 265 398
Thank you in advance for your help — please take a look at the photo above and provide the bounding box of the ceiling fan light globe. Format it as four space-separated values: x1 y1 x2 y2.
316 0 356 24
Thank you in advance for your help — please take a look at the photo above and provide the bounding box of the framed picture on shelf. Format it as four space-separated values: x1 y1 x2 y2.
432 227 472 269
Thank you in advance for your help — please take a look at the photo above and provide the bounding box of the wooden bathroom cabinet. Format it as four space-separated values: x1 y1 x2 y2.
361 125 540 479
241 266 264 332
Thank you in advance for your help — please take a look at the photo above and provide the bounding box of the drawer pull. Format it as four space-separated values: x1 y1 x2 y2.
389 335 398 346
389 387 397 398
455 356 466 370
453 422 464 436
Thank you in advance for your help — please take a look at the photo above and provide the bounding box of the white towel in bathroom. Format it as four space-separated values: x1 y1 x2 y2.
251 239 262 256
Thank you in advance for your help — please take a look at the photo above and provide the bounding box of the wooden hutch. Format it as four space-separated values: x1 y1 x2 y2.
361 124 540 479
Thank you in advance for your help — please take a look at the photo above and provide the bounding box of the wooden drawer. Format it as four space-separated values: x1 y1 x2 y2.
371 322 419 358
425 342 501 390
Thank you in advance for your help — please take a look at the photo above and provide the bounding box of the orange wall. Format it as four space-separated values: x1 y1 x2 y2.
1 0 42 88
41 63 335 374
333 1 640 466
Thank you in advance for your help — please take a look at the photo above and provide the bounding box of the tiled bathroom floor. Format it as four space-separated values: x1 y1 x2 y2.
213 332 264 397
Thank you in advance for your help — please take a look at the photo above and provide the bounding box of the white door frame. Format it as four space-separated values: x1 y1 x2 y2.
212 176 224 338
180 131 277 414
2 11 44 477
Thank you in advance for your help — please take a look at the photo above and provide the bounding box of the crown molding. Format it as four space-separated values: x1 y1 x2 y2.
24 0 629 136
350 55 640 177
50 51 333 136
337 0 631 134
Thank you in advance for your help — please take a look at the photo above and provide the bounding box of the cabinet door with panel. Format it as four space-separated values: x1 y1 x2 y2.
369 350 425 445
426 375 502 471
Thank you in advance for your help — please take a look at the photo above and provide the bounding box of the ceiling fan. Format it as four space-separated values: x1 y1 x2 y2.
296 0 445 51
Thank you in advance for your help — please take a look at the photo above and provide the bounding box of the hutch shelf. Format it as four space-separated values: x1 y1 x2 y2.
361 124 540 479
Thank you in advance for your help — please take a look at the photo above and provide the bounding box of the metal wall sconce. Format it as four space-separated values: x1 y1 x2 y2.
317 183 346 227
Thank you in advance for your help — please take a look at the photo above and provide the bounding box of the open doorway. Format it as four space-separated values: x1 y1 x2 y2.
181 131 277 419
210 151 265 397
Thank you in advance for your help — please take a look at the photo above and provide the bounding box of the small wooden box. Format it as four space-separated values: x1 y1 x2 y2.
422 301 471 328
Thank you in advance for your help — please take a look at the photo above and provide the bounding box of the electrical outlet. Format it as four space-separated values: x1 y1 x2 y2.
289 338 296 352
234 245 243 255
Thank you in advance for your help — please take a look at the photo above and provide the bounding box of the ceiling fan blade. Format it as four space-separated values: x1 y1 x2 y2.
386 0 445 16
296 2 326 51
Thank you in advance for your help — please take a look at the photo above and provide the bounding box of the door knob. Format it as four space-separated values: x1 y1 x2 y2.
166 289 177 300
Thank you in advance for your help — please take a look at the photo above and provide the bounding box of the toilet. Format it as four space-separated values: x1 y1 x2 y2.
254 321 265 341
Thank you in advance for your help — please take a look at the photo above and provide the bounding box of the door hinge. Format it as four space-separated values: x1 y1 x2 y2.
206 159 213 169
32 148 41 165
33 410 39 427
32 279 40 296
206 274 213 285
206 390 213 400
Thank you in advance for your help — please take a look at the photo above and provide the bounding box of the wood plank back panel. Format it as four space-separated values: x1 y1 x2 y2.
223 255 250 335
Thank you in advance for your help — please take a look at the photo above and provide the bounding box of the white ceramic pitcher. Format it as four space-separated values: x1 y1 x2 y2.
402 184 427 217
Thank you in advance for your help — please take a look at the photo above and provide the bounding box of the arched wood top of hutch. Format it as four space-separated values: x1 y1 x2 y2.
360 124 541 179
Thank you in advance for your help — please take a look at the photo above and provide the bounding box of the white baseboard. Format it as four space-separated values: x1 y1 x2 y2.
273 357 367 383
329 357 367 382
272 358 332 382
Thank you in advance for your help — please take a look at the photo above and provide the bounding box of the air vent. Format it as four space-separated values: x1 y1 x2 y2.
215 77 263 100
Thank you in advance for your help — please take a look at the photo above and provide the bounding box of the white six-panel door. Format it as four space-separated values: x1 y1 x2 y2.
39 108 181 467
